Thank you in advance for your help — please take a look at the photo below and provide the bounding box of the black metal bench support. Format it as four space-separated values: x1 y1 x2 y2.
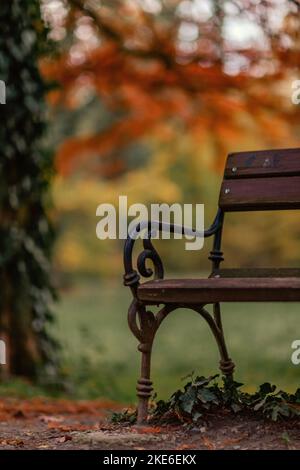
123 209 237 424
128 298 235 424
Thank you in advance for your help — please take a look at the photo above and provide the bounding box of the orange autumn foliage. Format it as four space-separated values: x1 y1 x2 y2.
42 0 300 178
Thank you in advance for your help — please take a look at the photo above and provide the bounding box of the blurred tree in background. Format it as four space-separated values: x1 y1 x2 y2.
0 1 58 379
40 0 300 276
43 0 300 175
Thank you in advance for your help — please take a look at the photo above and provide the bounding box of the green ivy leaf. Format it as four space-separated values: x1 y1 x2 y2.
179 386 197 414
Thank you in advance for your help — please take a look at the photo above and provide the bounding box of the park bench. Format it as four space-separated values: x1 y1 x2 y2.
123 147 300 424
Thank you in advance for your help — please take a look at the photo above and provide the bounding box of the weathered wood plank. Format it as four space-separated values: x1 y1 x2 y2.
137 277 300 303
219 176 300 211
225 148 300 179
210 268 300 278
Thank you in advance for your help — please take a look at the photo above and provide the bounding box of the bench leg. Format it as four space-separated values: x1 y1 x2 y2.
128 300 156 424
128 301 178 424
205 303 234 378
212 303 235 378
128 300 235 424
193 303 235 378
136 344 153 424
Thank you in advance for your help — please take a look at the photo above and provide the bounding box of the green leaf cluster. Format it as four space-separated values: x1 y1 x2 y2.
152 375 300 424
112 375 300 425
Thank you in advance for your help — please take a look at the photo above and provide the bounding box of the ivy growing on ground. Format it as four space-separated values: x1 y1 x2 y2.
0 1 59 381
113 375 300 425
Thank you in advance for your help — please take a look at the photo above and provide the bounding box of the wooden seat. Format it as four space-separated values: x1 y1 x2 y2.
138 269 300 303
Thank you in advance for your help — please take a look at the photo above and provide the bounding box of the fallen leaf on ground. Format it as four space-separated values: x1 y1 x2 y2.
40 415 64 424
176 444 196 450
0 438 24 447
55 435 72 443
135 426 162 434
47 422 96 432
220 434 248 448
202 436 216 450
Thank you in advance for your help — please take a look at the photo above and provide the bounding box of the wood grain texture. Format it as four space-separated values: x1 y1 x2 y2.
219 175 300 211
225 148 300 179
137 277 300 303
210 268 300 278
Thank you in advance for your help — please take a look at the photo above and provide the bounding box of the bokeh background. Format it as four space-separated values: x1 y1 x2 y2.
2 0 300 403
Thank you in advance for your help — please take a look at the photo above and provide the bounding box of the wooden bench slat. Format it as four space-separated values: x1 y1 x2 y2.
138 277 300 303
225 148 300 179
211 268 300 278
219 175 300 211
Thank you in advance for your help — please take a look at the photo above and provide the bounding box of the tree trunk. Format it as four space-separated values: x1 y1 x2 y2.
0 0 58 380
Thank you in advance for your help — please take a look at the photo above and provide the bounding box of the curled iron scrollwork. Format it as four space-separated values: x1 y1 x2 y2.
127 299 177 347
123 210 224 296
123 223 164 294
137 237 164 280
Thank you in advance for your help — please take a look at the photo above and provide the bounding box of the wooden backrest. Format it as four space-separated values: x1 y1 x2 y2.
219 148 300 211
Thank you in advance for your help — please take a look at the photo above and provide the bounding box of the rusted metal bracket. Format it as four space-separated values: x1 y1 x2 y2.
128 299 234 424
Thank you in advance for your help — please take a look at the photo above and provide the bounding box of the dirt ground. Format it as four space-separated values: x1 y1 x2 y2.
0 397 300 450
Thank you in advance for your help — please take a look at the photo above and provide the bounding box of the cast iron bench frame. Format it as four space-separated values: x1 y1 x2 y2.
123 148 300 424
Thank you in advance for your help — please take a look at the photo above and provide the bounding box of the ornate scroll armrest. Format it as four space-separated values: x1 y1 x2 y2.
123 209 223 296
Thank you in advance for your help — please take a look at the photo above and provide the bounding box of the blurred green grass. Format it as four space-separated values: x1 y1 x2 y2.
1 277 299 402
52 277 300 402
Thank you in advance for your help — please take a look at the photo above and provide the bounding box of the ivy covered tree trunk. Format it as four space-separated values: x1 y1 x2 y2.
0 1 58 380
